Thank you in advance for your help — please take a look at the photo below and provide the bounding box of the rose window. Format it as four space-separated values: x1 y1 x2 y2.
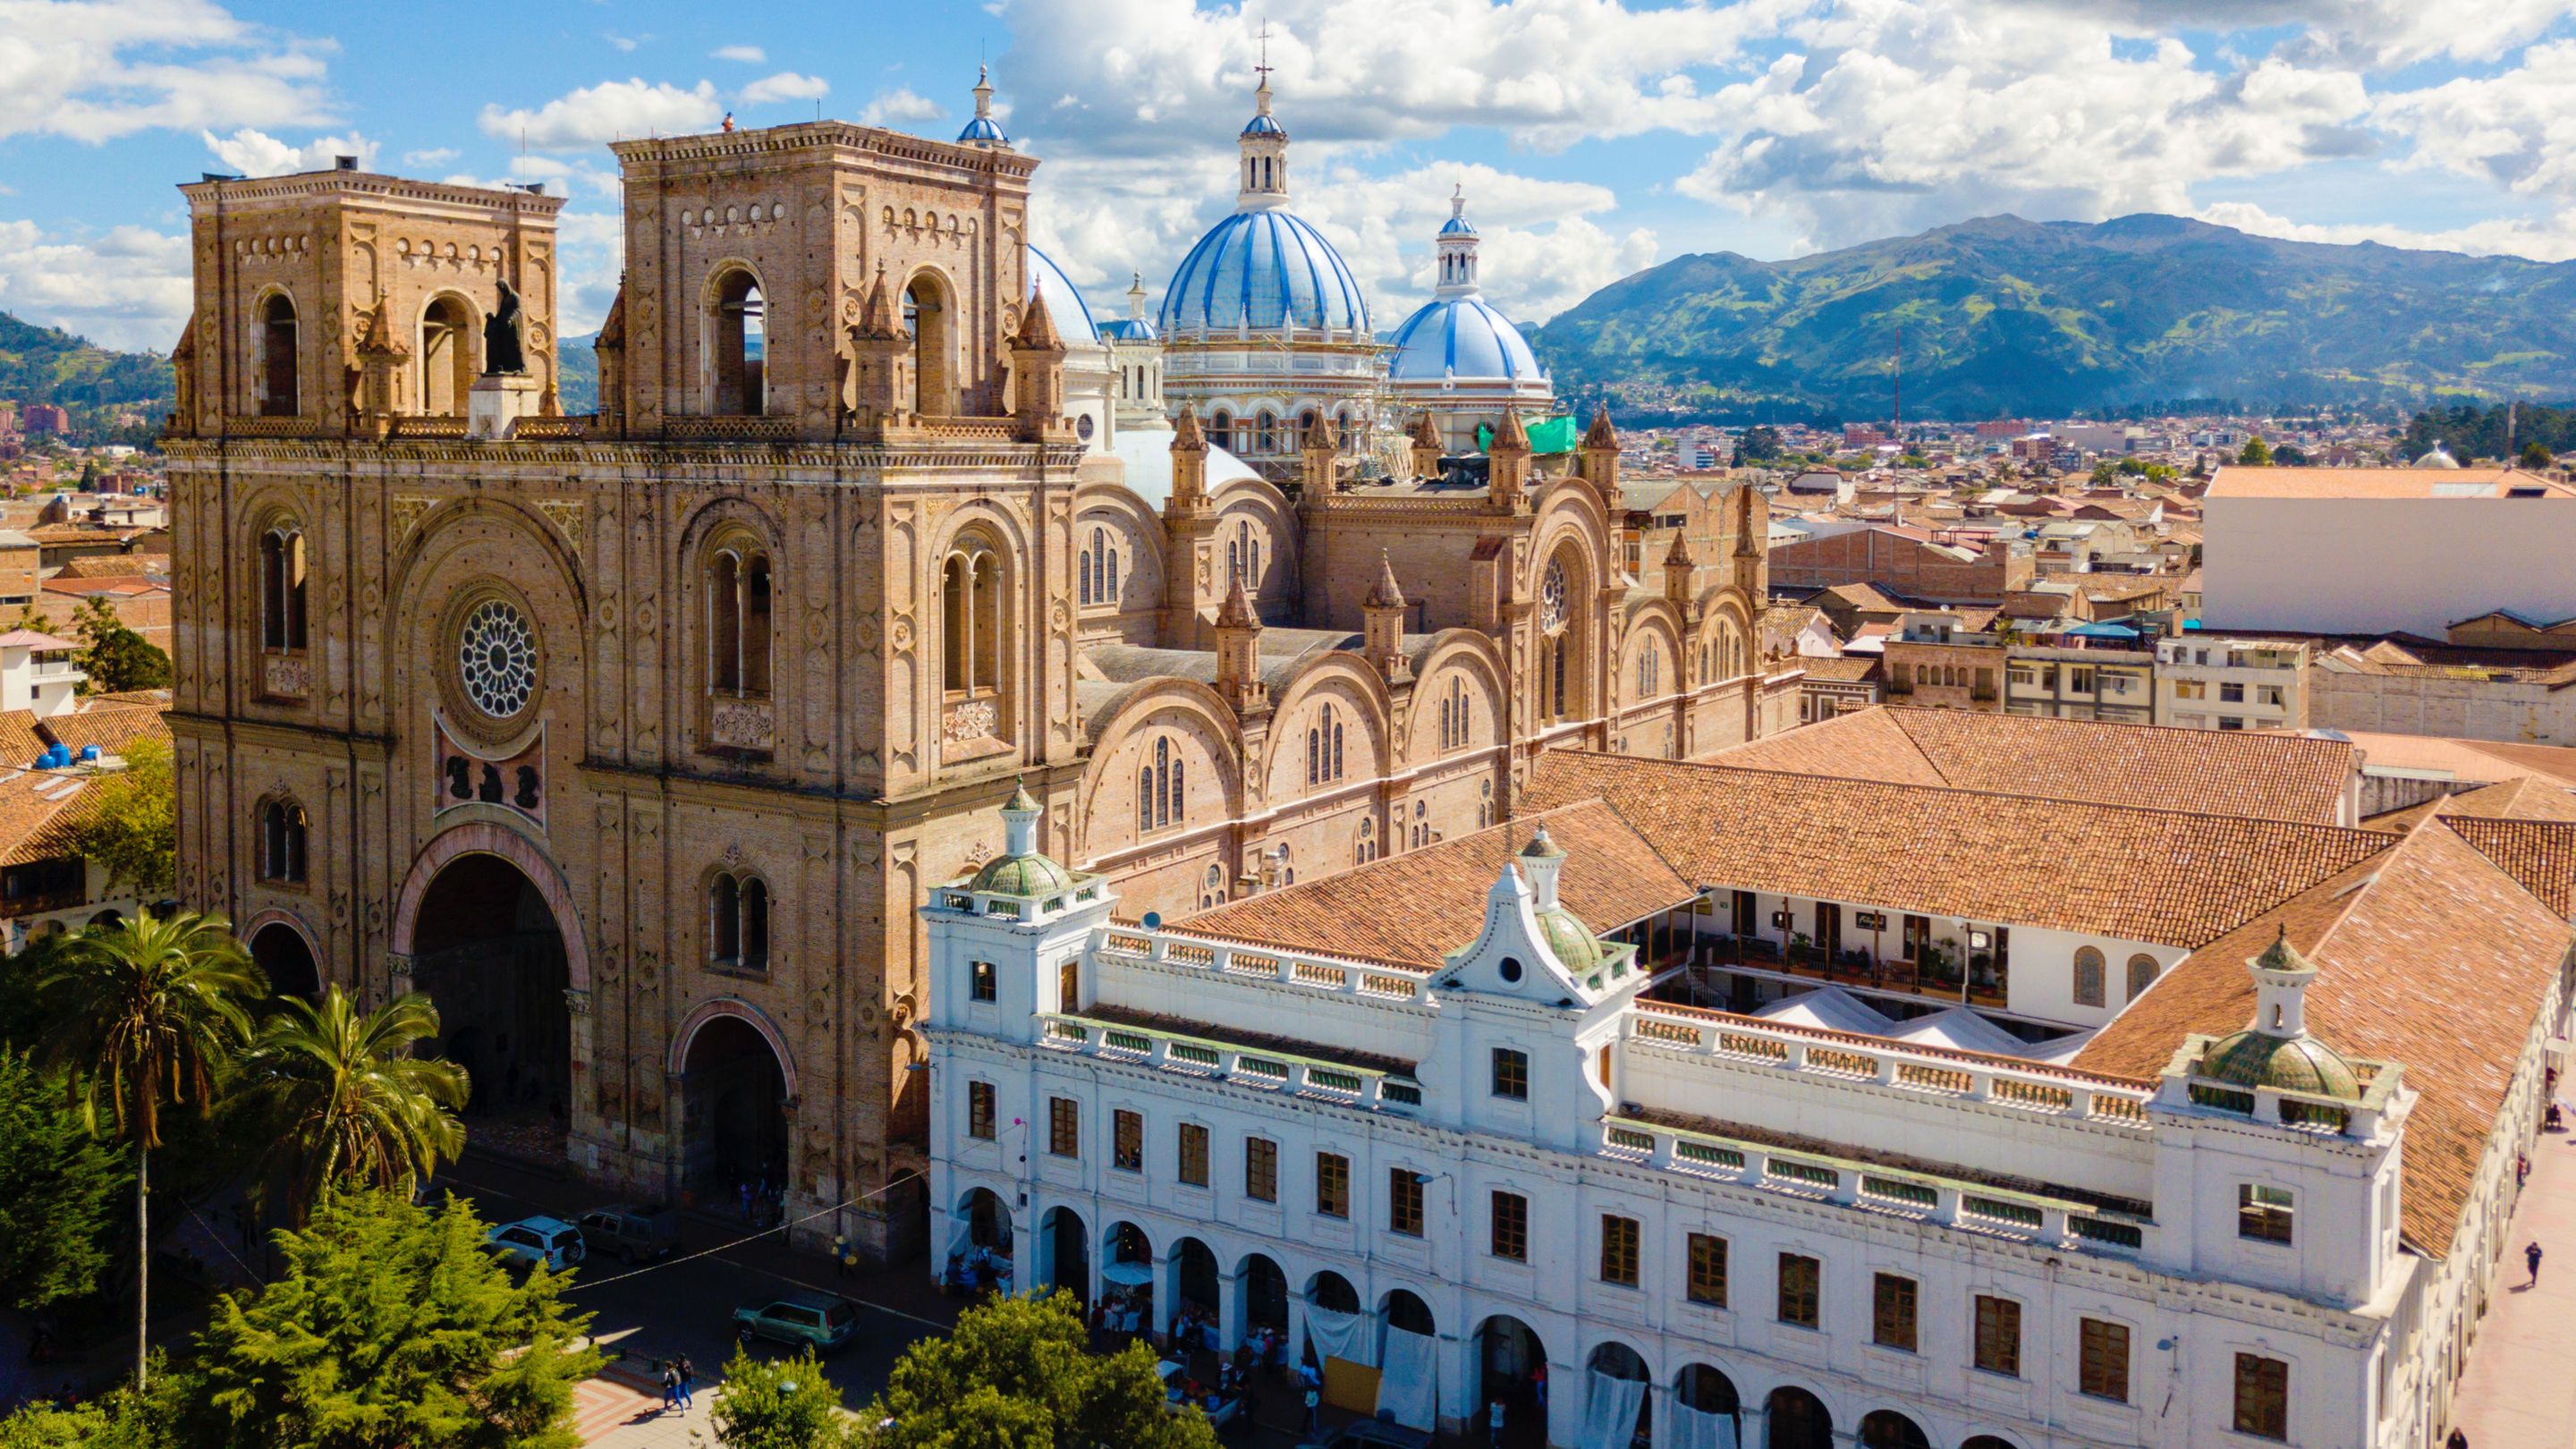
1539 560 1569 634
456 599 537 720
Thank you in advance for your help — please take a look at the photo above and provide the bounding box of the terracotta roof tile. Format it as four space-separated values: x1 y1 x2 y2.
2436 776 2576 824
38 701 170 758
2439 817 2576 917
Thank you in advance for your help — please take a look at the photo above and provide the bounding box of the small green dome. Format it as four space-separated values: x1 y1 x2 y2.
2203 1030 2363 1100
1537 906 1605 971
971 852 1076 898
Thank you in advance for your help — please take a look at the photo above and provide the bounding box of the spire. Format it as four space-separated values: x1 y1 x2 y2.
1583 402 1618 452
1014 287 1064 351
1174 405 1207 452
1366 551 1406 610
1127 271 1148 322
853 264 904 341
2248 922 2317 1039
1236 39 1290 210
1001 776 1042 857
1492 409 1530 453
1664 530 1696 568
974 64 995 121
1733 483 1758 556
1410 412 1440 449
958 65 1009 145
1218 573 1260 630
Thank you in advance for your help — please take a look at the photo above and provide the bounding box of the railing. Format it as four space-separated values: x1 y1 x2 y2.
1091 924 1438 1011
387 416 470 439
1669 937 2008 1009
1035 1010 1424 1114
659 415 800 441
220 415 319 436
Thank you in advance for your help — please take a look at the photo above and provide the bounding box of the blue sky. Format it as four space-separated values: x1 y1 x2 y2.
4 0 2573 351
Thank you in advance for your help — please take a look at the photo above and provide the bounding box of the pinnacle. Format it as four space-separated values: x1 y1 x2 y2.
1015 288 1064 351
1583 402 1617 451
852 267 904 341
1366 551 1406 610
1218 573 1260 629
1664 530 1696 568
1492 409 1530 452
1410 413 1440 448
1173 407 1208 451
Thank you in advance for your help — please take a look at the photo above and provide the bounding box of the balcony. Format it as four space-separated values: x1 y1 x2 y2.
1662 933 2009 1010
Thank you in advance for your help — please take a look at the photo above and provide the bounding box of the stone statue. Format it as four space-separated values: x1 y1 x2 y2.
484 278 529 376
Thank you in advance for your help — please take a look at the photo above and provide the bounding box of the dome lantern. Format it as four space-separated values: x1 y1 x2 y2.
2198 925 2365 1102
1435 184 1480 299
956 65 1009 146
1236 72 1291 211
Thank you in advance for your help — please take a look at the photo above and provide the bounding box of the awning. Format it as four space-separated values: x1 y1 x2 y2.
1102 1261 1155 1287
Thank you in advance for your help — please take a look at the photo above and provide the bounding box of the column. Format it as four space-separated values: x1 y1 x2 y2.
1153 1250 1177 1341
1545 1352 1579 1449
1218 1269 1244 1352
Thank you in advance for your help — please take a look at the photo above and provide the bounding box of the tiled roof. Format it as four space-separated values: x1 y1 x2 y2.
2436 776 2576 824
2439 817 2576 917
2078 818 2572 1256
1714 707 2358 825
2208 465 2576 500
0 766 90 868
1524 751 2393 947
38 701 169 758
1795 656 1882 683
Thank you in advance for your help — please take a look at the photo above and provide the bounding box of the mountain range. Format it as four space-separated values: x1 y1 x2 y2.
1529 214 2576 420
0 310 172 410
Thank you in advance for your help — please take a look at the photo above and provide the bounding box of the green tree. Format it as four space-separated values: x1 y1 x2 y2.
1731 425 1783 464
2521 439 2554 469
0 1050 131 1309
0 1380 165 1449
239 987 468 1216
72 596 171 694
38 908 264 1386
857 1292 1215 1449
66 734 176 899
2272 444 2311 466
177 1188 598 1449
711 1347 846 1449
2236 436 2274 466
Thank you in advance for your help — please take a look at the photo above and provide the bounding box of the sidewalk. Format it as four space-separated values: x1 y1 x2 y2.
2449 1121 2576 1447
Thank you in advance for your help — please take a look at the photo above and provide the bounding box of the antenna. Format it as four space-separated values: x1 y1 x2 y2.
1256 20 1274 85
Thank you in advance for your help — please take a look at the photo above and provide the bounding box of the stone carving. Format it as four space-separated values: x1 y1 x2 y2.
485 278 530 375
942 698 997 743
537 498 585 549
710 698 775 751
390 495 435 543
263 651 312 699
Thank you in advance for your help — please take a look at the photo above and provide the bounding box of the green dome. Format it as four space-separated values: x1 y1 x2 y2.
1537 906 1606 971
2202 1030 2363 1100
971 852 1077 898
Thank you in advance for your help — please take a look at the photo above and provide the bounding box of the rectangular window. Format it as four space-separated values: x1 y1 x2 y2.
1112 1109 1142 1173
970 959 998 1002
1491 1047 1530 1101
1686 1233 1728 1307
1058 959 1079 1012
1316 1152 1351 1218
1047 1097 1079 1158
2221 681 2246 703
2233 1354 2289 1439
1491 1191 1529 1262
1871 1273 1918 1352
1777 1253 1820 1328
1973 1296 2021 1377
1388 1168 1424 1237
2238 1183 2295 1244
2079 1318 2131 1402
1599 1215 1640 1287
1245 1137 1278 1203
2175 680 2206 699
1177 1123 1209 1187
966 1080 996 1140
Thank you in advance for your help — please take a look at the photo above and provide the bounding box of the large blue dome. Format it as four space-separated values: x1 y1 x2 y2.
1160 210 1368 336
1026 246 1100 347
1386 295 1544 383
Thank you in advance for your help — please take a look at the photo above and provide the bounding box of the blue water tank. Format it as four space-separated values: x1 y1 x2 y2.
76 744 100 762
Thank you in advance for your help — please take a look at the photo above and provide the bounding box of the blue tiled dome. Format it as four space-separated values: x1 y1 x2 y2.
1438 211 1478 238
1386 295 1544 383
1026 247 1100 347
958 115 1007 144
1241 112 1285 138
1099 317 1157 342
1161 210 1368 335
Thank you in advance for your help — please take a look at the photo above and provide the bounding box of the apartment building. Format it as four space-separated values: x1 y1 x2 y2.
2157 637 2311 732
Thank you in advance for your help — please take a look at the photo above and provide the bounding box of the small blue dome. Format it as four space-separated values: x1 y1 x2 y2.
1438 213 1478 237
1386 295 1544 383
1241 113 1285 138
957 115 1008 144
1099 317 1158 342
1161 210 1368 335
1026 246 1100 347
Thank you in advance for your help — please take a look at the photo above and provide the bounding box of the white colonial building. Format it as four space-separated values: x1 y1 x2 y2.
924 720 2571 1449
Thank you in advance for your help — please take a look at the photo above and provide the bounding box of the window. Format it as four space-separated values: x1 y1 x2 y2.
1138 735 1184 834
1599 1215 1640 1287
1316 1152 1350 1218
1113 1109 1143 1172
1777 1253 1820 1328
1972 1296 2021 1377
1636 647 1659 697
1245 1137 1277 1202
2069 666 2095 692
258 292 299 416
259 526 309 651
2221 681 2246 703
970 959 997 1003
710 268 767 416
902 275 952 413
1411 799 1429 851
1490 1191 1529 1261
1440 677 1471 750
1209 411 1233 453
939 541 1003 696
1177 1123 1210 1187
2233 1354 2289 1439
1047 1096 1079 1157
258 799 308 884
2174 679 2206 699
1057 959 1080 1013
1686 1233 1728 1307
2073 946 2106 1007
707 546 773 698
2078 1318 2131 1402
2239 1183 2295 1244
967 1080 996 1140
2126 953 2158 1000
1306 702 1347 785
1354 818 1377 865
1388 1169 1424 1236
1080 526 1122 607
1871 1273 1917 1352
708 871 771 971
1490 1047 1529 1101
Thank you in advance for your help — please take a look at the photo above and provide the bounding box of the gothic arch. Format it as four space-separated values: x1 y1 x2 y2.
1072 487 1165 617
390 820 592 994
1074 682 1243 859
1403 631 1510 762
1260 658 1393 801
1208 479 1298 602
699 257 772 417
1622 611 1682 705
902 266 962 414
385 495 590 631
666 994 802 1102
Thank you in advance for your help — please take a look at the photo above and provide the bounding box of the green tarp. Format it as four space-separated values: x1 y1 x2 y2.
1475 415 1580 455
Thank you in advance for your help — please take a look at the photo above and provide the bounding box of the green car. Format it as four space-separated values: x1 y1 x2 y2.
733 1291 860 1353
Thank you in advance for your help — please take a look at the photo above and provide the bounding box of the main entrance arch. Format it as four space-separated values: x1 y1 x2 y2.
245 916 320 1001
399 839 573 1152
671 1004 792 1204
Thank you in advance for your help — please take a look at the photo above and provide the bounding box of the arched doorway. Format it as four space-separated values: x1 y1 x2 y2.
1859 1411 1931 1449
957 1187 1012 1253
1038 1206 1088 1306
1588 1342 1651 1449
1382 1289 1435 1337
1674 1364 1741 1443
249 921 320 1001
1102 1221 1153 1335
1169 1238 1219 1351
1238 1253 1288 1344
676 1013 788 1206
1476 1315 1548 1448
1765 1386 1833 1449
407 852 570 1147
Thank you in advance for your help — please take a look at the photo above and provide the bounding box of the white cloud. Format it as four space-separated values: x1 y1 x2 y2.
859 87 944 127
0 0 335 142
712 44 767 64
403 146 458 167
2003 0 2576 66
2374 40 2576 202
739 72 829 106
202 127 375 177
0 219 191 351
479 79 723 149
604 32 647 53
2194 200 2576 262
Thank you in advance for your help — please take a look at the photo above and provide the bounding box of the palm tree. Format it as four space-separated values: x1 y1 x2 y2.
38 908 265 1387
242 987 468 1210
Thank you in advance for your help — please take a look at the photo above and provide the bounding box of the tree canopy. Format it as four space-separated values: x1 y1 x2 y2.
72 596 171 695
710 1347 848 1449
67 734 175 899
856 1292 1215 1449
2235 436 2274 466
0 1049 129 1309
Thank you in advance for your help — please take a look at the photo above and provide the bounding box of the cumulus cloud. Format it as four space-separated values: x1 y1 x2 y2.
859 87 945 127
0 0 335 142
403 146 458 167
202 127 375 176
479 78 723 149
1998 0 2576 66
2374 39 2576 201
739 72 829 106
712 45 767 64
0 220 191 350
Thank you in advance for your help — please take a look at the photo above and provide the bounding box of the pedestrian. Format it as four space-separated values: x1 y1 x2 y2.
835 1233 851 1279
737 1179 753 1221
1531 1360 1548 1411
1488 1399 1507 1444
2519 1153 2531 1189
659 1360 681 1413
1302 1383 1320 1434
2527 1240 2545 1284
2449 1428 2470 1449
676 1354 696 1411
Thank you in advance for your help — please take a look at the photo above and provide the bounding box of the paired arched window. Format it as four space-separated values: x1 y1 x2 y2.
258 798 307 884
1136 735 1186 835
2073 946 2107 1008
1438 676 1472 751
1297 408 1319 452
941 540 1003 695
258 293 299 417
1079 526 1120 607
709 870 771 971
1225 520 1262 590
1478 779 1494 829
1199 863 1226 911
1355 818 1377 865
419 295 476 414
259 525 308 651
1411 799 1429 850
708 545 773 696
1256 411 1278 454
1306 703 1347 786
710 268 767 417
2127 953 2159 1000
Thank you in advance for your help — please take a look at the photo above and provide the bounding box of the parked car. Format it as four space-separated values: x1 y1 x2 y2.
733 1291 860 1353
484 1216 585 1274
575 1203 680 1264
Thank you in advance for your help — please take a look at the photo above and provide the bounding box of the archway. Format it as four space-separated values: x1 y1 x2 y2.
1475 1315 1548 1448
676 1013 789 1206
1101 1220 1153 1335
904 275 953 413
1961 1437 2021 1449
712 268 767 416
1381 1288 1435 1337
1038 1206 1089 1307
1859 1411 1930 1449
1238 1252 1288 1341
957 1186 1012 1252
1169 1237 1219 1352
420 295 476 414
1765 1386 1832 1449
1674 1364 1741 1444
1307 1269 1360 1315
258 293 298 416
406 851 570 1150
249 920 320 1001
1587 1342 1651 1449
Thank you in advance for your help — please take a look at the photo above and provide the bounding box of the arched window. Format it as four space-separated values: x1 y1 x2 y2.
710 268 767 417
419 295 476 415
904 275 954 413
2074 946 2107 1007
941 540 1003 695
1412 799 1429 850
710 870 771 971
2127 953 2159 1000
1441 676 1470 750
1200 862 1225 910
1209 411 1233 453
1479 779 1493 829
258 798 307 885
1297 408 1319 451
1134 735 1185 833
1638 647 1660 697
1356 818 1376 864
1304 702 1346 785
258 292 299 417
1335 410 1355 446
1256 411 1278 454
1081 527 1105 606
259 526 308 651
708 545 773 697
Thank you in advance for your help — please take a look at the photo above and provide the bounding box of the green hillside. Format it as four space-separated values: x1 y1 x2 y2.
0 311 171 410
1531 215 2576 419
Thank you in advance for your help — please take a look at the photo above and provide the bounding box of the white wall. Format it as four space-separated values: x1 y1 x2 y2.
2204 496 2576 637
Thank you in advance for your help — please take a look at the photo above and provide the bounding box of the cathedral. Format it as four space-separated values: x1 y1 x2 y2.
162 72 1793 1257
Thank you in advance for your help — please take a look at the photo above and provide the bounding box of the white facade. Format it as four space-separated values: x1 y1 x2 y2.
0 630 85 718
2154 638 2309 733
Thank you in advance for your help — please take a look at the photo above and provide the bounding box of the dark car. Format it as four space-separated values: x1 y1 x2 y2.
575 1204 680 1265
733 1291 860 1353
